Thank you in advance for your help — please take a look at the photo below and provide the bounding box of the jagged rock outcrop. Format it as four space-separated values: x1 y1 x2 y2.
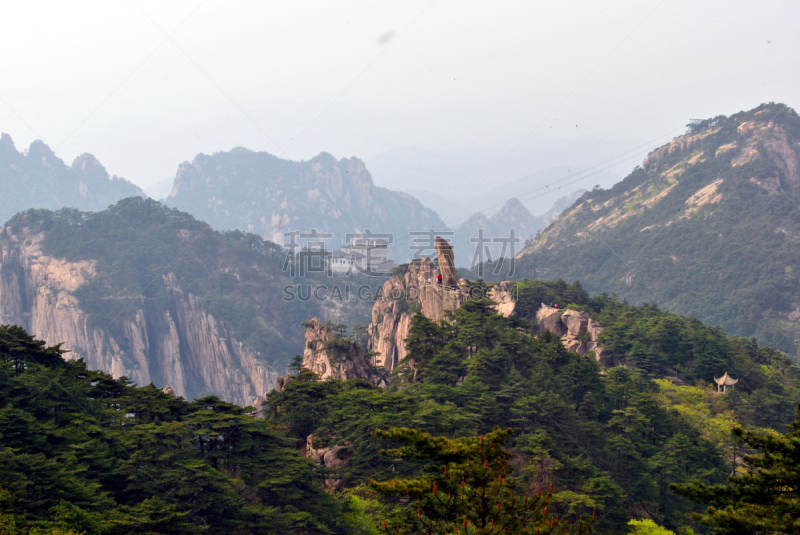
0 227 277 407
162 385 177 397
536 305 603 358
275 373 295 393
302 317 383 383
488 280 517 318
435 237 458 288
367 256 468 371
306 435 350 491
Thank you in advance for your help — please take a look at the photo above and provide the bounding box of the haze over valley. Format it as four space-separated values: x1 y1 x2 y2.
0 2 799 534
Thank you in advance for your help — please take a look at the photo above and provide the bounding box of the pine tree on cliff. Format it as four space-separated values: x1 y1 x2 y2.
671 405 800 534
370 427 595 535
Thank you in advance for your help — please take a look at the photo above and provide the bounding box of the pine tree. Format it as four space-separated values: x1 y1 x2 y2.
370 427 594 535
671 405 800 533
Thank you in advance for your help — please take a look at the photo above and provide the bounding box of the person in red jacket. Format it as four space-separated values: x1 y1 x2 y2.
437 273 442 285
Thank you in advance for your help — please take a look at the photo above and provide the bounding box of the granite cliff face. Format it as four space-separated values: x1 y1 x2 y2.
0 199 320 407
367 237 471 371
0 227 277 406
300 317 383 384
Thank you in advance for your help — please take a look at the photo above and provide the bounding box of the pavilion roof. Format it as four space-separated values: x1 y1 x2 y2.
714 372 738 386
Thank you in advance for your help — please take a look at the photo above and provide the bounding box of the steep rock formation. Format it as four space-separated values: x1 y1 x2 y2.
367 256 468 371
536 305 603 358
435 237 458 288
0 227 277 407
275 373 295 392
301 317 383 383
488 280 517 318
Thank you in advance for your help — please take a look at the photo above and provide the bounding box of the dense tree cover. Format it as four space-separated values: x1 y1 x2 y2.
5 199 381 392
483 104 800 356
672 407 800 534
267 280 800 534
370 427 594 534
0 324 359 534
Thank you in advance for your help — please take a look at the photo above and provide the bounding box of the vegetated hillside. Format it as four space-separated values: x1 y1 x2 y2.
268 279 800 534
515 103 800 356
0 133 143 224
165 148 444 261
0 198 376 405
0 325 352 535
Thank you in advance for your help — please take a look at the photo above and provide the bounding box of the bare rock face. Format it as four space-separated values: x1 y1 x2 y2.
367 257 468 371
306 435 350 491
536 305 566 335
488 280 517 317
251 394 266 417
536 305 603 358
274 373 295 393
302 317 382 384
435 237 458 288
162 385 177 397
0 228 277 407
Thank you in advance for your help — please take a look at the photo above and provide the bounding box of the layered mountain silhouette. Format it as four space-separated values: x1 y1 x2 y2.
0 134 143 223
165 149 444 261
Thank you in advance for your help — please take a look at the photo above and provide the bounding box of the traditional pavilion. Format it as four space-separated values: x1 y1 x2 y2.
714 372 738 394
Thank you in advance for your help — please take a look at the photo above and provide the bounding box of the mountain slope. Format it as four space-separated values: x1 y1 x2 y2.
165 149 443 261
453 197 544 267
0 134 143 224
0 198 336 405
516 103 800 355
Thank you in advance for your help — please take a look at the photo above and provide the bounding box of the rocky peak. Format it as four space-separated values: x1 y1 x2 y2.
71 153 109 179
367 256 469 370
435 236 458 288
0 133 17 155
27 139 60 164
166 148 443 260
454 198 544 267
300 317 383 384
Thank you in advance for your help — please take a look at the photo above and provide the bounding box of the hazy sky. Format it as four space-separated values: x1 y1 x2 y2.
0 0 797 201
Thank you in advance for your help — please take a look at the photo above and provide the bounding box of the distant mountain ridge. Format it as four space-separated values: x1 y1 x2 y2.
452 197 543 267
0 133 143 224
515 103 800 355
165 148 444 261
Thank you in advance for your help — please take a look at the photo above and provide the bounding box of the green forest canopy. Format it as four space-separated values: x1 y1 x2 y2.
2 278 800 534
267 279 800 534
